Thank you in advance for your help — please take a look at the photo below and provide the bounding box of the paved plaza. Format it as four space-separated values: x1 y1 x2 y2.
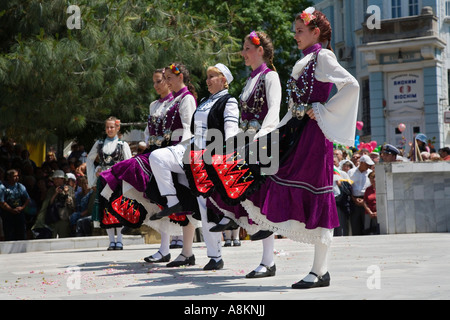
0 233 449 301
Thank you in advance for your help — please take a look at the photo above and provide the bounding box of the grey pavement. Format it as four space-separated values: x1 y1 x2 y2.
0 233 449 300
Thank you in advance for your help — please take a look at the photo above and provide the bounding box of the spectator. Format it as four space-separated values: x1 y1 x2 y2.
75 162 87 177
438 147 450 161
44 151 57 164
333 149 344 162
380 144 400 163
68 158 77 174
68 143 82 162
66 173 77 191
20 149 37 170
363 171 379 235
369 152 380 164
78 144 87 163
339 159 355 173
70 176 94 236
348 155 374 236
421 151 431 161
0 169 30 240
21 174 39 237
35 178 48 212
350 151 361 167
409 133 435 161
32 170 74 239
50 170 75 238
430 153 442 161
333 164 353 237
136 141 147 155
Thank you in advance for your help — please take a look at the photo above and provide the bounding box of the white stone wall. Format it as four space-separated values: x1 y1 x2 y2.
375 162 450 234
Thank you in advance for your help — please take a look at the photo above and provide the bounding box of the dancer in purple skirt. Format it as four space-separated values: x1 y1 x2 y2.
150 63 239 270
206 8 359 288
99 67 199 261
205 31 282 278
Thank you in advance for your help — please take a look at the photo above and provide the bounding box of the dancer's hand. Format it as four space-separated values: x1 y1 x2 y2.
307 108 316 120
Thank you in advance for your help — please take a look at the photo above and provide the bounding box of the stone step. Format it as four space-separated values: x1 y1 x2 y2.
0 235 145 254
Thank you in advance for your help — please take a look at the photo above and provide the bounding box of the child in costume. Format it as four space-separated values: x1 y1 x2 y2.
86 117 132 250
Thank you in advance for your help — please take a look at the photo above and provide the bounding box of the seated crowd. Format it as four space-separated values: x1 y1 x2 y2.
0 136 449 241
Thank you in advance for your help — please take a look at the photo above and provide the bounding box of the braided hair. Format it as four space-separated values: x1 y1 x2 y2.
296 10 333 52
165 63 198 100
244 31 277 71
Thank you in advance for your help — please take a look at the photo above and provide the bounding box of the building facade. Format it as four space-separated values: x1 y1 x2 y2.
312 0 450 150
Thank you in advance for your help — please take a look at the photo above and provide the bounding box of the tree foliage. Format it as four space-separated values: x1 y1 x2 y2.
0 0 310 147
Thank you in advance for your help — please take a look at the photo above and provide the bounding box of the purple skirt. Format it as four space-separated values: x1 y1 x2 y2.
101 153 151 193
246 119 339 230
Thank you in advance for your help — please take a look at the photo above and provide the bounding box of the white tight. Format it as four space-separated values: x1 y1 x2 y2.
106 227 123 243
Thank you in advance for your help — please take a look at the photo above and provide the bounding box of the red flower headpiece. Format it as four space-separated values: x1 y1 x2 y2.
300 7 317 26
169 64 181 75
249 31 260 46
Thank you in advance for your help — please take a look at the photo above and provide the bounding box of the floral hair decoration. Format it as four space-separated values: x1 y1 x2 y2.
115 119 121 126
249 31 261 46
300 7 317 26
169 64 181 75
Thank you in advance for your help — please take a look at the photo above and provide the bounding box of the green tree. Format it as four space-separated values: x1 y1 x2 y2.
181 0 312 99
0 0 238 147
0 0 311 150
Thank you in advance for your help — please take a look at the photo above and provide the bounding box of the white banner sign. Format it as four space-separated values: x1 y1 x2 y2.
445 111 450 124
387 70 423 110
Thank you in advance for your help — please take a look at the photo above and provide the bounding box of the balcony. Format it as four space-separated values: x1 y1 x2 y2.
358 7 446 64
362 8 438 44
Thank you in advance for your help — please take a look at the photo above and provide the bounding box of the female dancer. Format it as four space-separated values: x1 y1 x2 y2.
86 116 132 250
99 68 190 262
144 62 203 268
206 31 282 278
234 8 359 288
150 63 239 270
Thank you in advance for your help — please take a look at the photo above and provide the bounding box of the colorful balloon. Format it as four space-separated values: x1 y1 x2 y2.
356 121 364 131
369 141 378 150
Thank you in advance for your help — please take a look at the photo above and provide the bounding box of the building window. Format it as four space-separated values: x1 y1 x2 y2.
362 79 371 137
448 70 450 103
392 0 401 18
446 0 450 16
408 0 419 16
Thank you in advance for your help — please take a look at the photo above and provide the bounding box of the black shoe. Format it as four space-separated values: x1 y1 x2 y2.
245 264 276 278
114 242 123 250
224 239 232 247
209 217 239 232
169 239 183 249
233 239 241 246
107 242 116 251
291 272 330 289
203 258 224 271
150 202 183 220
166 254 195 267
250 230 273 241
144 251 171 263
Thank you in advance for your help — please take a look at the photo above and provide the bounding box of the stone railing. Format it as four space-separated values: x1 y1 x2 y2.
375 161 450 234
362 10 438 44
